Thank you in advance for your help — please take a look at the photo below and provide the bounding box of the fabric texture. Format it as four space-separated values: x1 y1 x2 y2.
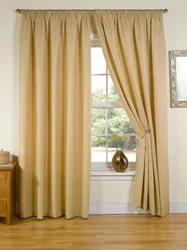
20 11 91 219
93 11 169 217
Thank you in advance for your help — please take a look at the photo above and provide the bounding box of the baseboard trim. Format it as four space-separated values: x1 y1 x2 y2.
89 202 148 214
169 201 187 213
89 201 187 214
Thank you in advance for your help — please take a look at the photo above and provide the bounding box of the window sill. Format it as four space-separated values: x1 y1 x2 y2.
91 168 135 181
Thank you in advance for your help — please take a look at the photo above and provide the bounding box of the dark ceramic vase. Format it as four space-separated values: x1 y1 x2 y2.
112 150 129 172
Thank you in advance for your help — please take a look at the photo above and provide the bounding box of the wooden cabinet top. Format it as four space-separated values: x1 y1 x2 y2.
0 162 16 171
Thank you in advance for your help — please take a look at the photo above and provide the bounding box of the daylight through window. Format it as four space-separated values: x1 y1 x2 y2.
91 45 137 168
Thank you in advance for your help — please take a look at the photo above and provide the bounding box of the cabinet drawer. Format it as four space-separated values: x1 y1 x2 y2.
0 173 7 185
0 200 7 214
0 186 7 199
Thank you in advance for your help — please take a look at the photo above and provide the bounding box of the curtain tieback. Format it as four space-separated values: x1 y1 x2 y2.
137 130 150 139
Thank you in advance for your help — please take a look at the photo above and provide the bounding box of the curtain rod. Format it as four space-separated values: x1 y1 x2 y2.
15 9 168 14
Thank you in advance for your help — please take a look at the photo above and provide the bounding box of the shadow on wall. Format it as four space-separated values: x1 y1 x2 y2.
10 155 19 217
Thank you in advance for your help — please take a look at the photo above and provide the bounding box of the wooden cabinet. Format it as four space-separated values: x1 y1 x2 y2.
0 163 15 225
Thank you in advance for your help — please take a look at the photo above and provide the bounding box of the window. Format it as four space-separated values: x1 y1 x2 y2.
91 41 136 172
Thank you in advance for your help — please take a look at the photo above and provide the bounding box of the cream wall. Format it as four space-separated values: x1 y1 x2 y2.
0 0 187 213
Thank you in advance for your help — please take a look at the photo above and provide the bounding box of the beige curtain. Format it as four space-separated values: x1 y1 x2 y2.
19 11 91 219
94 11 169 217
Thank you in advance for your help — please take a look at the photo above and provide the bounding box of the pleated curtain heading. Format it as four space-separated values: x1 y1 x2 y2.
19 10 168 219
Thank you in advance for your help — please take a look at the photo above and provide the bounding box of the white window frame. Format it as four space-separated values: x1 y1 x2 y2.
91 37 136 179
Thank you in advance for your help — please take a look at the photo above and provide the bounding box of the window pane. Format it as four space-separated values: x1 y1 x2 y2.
92 108 106 134
91 48 106 74
108 108 135 134
108 135 136 162
92 136 106 162
92 76 106 102
108 76 121 102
